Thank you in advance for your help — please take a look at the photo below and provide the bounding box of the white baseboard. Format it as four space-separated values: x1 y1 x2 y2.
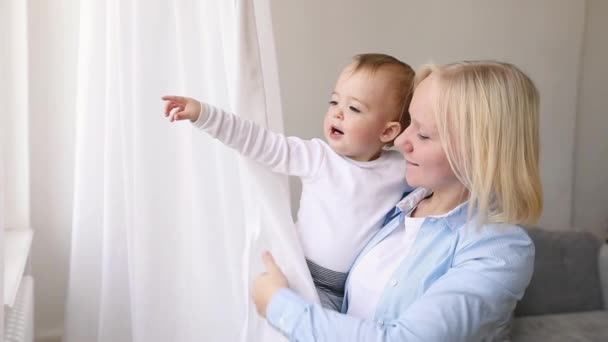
35 329 62 342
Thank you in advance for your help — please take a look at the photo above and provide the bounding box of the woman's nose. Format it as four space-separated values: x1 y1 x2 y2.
403 141 413 153
394 132 413 153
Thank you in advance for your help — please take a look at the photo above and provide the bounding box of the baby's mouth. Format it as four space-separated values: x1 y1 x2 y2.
331 126 344 135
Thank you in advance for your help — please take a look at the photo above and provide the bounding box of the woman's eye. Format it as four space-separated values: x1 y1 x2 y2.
349 106 361 113
417 133 429 140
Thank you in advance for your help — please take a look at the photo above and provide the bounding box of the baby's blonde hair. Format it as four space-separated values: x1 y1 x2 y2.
351 53 415 144
416 61 543 225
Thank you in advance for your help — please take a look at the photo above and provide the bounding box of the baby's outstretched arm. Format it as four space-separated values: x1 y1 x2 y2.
160 95 326 179
162 95 202 122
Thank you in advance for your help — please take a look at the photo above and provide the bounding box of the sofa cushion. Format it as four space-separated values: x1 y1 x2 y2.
515 229 604 316
512 311 608 342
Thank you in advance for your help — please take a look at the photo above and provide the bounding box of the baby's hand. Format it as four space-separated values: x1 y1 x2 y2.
161 95 202 122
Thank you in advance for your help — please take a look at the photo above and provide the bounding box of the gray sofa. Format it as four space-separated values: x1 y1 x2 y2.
512 228 608 341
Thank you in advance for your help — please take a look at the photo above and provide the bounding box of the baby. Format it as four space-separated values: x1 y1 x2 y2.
163 53 415 310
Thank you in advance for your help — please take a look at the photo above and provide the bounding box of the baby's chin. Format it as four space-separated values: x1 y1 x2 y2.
325 140 353 158
325 140 347 155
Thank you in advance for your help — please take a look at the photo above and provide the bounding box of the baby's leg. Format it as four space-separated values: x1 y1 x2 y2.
306 259 347 312
316 287 343 311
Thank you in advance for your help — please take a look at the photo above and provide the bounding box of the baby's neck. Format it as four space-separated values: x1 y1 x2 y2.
346 149 383 162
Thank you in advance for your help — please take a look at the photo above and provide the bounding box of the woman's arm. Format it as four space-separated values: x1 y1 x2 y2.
260 225 534 341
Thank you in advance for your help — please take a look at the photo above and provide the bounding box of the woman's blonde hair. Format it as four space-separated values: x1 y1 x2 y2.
416 61 543 225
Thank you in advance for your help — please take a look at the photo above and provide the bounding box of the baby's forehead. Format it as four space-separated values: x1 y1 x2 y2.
339 65 402 90
343 62 396 78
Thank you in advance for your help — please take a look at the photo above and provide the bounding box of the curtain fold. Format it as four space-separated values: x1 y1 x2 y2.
64 1 318 341
1 0 31 335
0 0 30 231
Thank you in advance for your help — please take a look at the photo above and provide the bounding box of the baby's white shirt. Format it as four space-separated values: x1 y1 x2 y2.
193 102 411 272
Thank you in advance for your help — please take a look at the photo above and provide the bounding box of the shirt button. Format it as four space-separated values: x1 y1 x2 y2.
391 279 398 287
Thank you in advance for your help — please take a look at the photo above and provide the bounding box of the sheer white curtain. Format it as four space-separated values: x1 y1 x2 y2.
0 0 30 232
1 0 31 334
63 1 317 341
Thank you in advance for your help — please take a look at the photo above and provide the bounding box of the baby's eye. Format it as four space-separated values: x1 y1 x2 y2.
349 106 361 113
417 133 429 140
328 100 338 105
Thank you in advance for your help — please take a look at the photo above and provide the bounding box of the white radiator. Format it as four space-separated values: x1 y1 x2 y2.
4 275 34 342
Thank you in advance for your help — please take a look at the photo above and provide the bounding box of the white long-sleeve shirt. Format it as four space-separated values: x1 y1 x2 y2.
193 103 411 273
346 187 432 319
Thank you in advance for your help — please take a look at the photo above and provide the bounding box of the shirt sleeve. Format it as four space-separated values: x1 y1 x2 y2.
265 225 535 342
192 102 326 178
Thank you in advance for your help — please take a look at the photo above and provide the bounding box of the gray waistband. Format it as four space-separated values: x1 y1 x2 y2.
306 259 347 297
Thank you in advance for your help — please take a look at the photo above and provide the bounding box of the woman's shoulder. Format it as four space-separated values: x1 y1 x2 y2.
455 221 535 262
456 218 532 239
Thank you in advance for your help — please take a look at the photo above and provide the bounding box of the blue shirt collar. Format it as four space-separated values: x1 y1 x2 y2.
395 188 470 231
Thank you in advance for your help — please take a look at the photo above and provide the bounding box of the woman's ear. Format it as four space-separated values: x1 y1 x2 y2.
380 121 401 143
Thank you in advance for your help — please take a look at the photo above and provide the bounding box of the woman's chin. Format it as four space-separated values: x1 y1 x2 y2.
404 173 420 188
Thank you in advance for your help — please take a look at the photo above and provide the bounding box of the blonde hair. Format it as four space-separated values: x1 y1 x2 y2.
416 61 543 225
351 53 415 142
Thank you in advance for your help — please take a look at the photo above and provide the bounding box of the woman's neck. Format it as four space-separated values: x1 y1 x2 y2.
412 184 468 218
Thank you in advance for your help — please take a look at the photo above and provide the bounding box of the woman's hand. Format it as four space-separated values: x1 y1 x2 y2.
161 95 202 122
252 251 289 317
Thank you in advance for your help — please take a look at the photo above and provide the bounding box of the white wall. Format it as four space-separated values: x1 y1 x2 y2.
269 0 587 230
28 0 79 340
573 0 608 237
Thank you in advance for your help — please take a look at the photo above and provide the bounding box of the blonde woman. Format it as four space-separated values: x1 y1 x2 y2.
252 61 542 341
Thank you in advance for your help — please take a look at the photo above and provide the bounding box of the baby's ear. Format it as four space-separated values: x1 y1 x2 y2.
380 121 401 143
